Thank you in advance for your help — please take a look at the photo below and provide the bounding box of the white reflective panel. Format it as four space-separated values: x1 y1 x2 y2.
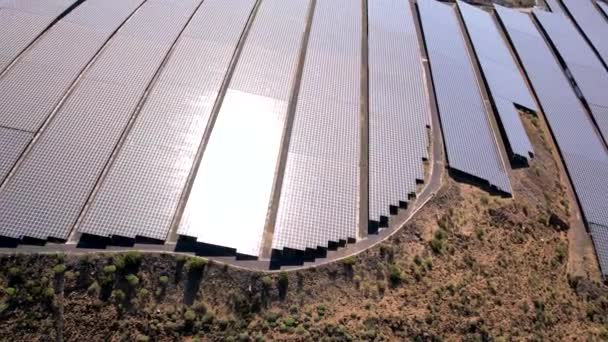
458 0 534 161
272 0 361 252
180 90 289 256
78 0 256 241
561 0 608 67
419 0 511 193
367 0 430 223
179 0 310 257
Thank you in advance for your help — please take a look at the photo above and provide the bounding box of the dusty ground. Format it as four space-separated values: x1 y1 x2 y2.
0 110 606 341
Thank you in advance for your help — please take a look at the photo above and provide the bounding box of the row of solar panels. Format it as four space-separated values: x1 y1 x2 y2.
420 0 608 276
1 0 607 272
494 1 608 277
0 0 431 257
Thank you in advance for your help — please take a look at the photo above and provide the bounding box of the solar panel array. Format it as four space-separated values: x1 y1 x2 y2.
496 5 608 276
458 1 535 163
561 0 608 67
535 9 608 146
419 0 511 194
77 0 256 241
0 0 202 241
0 0 144 191
599 1 608 18
271 0 361 252
178 0 310 257
0 0 76 72
2 0 606 272
366 0 430 225
544 0 565 14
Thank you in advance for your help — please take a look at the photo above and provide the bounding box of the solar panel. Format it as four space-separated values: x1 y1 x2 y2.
0 6 66 72
77 0 256 241
458 1 534 162
0 128 31 184
418 0 511 194
0 0 145 133
598 1 608 19
0 0 74 15
271 0 361 252
589 223 608 277
496 5 608 276
0 0 202 241
561 0 608 67
544 0 565 14
178 0 310 257
535 9 608 145
367 0 430 225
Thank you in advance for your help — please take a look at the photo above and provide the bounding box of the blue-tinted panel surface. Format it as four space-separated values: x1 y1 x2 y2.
419 0 511 193
535 9 608 145
178 0 310 257
497 5 608 277
459 0 534 161
561 0 608 67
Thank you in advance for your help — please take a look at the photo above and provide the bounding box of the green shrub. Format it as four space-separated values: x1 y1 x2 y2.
159 275 169 286
265 311 280 323
135 335 150 342
125 274 139 287
388 264 403 286
111 289 125 303
43 287 55 299
295 325 308 335
103 265 117 274
185 257 207 272
8 267 21 278
87 281 100 296
64 271 76 281
53 264 66 274
430 229 447 254
4 288 16 297
341 256 356 266
283 315 297 327
123 251 142 267
184 309 197 322
193 301 208 314
137 288 149 299
423 257 433 270
201 312 214 324
278 272 289 289
261 276 273 290
555 244 567 264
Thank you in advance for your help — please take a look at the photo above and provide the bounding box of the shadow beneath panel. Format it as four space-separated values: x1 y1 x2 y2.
448 168 512 198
